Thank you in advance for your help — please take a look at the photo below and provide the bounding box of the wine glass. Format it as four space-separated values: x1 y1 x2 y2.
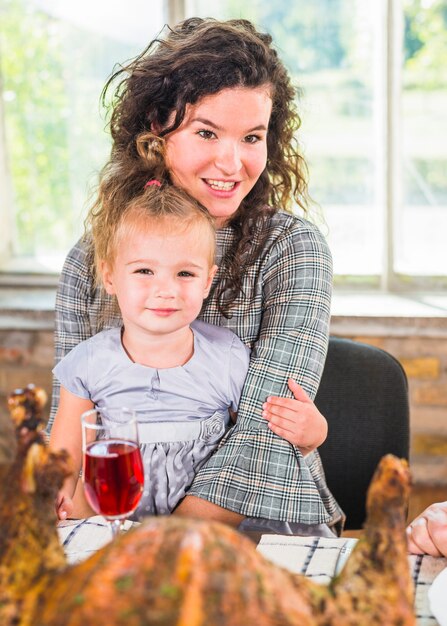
81 407 144 539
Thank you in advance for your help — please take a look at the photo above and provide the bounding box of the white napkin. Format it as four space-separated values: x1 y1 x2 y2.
428 567 447 626
58 516 138 564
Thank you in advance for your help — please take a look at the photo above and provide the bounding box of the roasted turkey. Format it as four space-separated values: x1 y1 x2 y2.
0 385 415 625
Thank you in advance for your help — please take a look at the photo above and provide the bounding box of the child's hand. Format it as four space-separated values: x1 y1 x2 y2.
56 491 74 521
262 378 328 455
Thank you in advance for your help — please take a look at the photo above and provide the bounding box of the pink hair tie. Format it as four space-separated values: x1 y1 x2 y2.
144 179 161 189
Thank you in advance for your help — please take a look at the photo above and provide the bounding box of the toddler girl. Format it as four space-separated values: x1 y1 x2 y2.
50 173 249 520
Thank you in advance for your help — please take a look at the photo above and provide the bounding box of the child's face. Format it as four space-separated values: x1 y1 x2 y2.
102 222 217 339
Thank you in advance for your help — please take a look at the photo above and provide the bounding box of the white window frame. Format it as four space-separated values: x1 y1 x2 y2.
0 0 181 286
1 0 446 291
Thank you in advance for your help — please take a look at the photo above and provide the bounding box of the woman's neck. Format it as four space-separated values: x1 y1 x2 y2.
121 325 194 369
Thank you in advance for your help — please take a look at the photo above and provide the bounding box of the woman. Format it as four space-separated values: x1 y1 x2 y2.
50 17 344 535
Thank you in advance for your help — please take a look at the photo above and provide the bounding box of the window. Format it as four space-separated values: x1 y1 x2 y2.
0 0 164 274
1 0 446 290
185 0 447 289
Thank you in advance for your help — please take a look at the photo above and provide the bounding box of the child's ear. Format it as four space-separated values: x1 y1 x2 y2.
101 261 116 295
204 264 218 297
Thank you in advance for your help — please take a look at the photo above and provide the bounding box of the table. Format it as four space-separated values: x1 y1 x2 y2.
257 534 446 626
58 517 447 626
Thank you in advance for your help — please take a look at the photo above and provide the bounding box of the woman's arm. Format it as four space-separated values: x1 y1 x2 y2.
50 386 94 519
50 240 94 428
241 218 332 405
174 496 244 527
185 218 341 526
50 238 118 430
236 218 331 454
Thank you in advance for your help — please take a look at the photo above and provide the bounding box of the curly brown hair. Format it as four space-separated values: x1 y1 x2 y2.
89 133 215 281
95 17 309 316
88 139 216 326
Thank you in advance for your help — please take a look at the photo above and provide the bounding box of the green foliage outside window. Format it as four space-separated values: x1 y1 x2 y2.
1 0 446 273
0 0 137 263
1 0 71 257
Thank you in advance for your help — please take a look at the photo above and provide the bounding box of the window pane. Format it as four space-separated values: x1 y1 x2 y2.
0 0 163 271
186 0 383 277
399 0 447 276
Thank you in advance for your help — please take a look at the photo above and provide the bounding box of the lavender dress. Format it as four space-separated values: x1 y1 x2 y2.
53 320 250 519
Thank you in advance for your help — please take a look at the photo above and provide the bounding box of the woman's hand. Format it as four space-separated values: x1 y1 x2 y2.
406 502 447 557
55 490 74 521
262 378 328 455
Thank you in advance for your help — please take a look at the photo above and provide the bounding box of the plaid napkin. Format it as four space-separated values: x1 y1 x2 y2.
58 516 139 564
58 520 446 625
258 535 447 626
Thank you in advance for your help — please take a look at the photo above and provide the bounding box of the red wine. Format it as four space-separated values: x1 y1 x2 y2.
83 439 144 518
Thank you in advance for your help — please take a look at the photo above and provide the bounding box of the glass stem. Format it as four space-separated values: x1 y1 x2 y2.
109 519 122 540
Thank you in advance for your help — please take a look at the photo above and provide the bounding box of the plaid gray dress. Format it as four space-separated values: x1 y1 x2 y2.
50 210 344 529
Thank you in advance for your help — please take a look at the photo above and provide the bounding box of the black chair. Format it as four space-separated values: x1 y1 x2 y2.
315 337 410 530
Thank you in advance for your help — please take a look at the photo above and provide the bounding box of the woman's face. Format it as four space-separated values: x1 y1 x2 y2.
164 86 272 227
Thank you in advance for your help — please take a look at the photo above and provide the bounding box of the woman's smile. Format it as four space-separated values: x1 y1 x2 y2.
204 179 238 192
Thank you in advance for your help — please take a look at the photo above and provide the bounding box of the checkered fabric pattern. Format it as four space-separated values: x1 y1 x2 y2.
257 535 447 626
58 520 445 625
50 211 343 527
58 516 137 564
